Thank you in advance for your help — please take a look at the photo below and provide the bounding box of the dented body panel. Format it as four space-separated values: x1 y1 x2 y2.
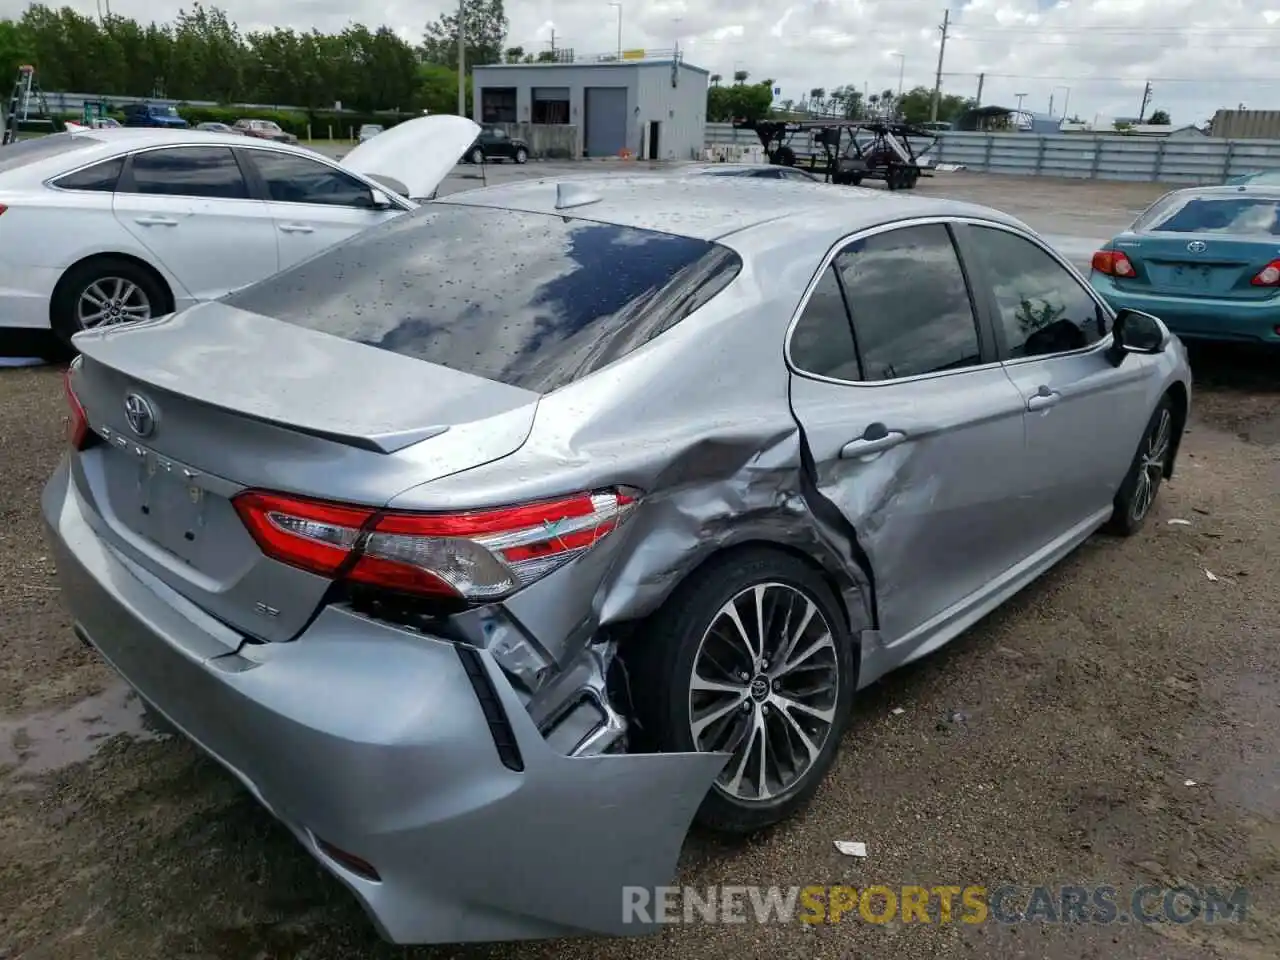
42 175 1192 945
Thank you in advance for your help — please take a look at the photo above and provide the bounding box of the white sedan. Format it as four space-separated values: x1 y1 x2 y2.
0 116 479 357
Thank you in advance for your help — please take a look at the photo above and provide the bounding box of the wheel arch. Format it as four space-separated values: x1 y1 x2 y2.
1163 380 1189 480
612 538 869 670
50 251 177 327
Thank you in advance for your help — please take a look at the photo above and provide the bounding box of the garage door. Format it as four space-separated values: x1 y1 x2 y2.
584 87 628 157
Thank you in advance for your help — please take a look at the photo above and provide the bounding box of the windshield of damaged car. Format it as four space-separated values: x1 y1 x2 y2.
221 203 743 393
1133 194 1280 236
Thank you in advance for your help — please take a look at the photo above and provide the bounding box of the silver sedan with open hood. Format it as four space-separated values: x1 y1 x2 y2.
43 174 1192 944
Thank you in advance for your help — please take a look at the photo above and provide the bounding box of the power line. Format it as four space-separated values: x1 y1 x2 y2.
942 71 1280 83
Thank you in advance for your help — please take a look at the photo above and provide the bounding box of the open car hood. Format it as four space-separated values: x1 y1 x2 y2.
338 114 480 201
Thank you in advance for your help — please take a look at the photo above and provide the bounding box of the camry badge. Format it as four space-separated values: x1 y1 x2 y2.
124 392 156 438
1186 240 1207 253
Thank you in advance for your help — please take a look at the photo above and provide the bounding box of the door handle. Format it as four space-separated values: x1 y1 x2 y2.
134 216 177 226
279 223 315 234
1026 386 1062 411
840 425 908 459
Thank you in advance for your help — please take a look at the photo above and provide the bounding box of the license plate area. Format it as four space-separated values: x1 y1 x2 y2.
102 445 219 564
1166 264 1212 287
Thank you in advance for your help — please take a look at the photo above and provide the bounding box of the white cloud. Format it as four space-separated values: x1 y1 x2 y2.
4 0 1278 125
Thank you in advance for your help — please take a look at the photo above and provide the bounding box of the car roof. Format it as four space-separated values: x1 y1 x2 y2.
443 174 1024 251
0 128 332 184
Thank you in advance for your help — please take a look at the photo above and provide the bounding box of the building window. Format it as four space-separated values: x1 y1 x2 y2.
532 87 570 125
481 88 517 123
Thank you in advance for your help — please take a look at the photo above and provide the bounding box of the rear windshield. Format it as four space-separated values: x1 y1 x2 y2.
0 133 102 173
221 203 743 393
1132 195 1280 236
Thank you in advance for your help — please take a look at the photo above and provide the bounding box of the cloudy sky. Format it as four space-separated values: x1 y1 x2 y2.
6 0 1280 125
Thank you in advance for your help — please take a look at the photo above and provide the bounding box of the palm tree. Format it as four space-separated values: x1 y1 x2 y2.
710 73 721 87
733 70 749 84
809 87 825 115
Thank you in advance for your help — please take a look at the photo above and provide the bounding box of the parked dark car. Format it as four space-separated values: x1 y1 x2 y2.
465 125 529 164
120 103 188 129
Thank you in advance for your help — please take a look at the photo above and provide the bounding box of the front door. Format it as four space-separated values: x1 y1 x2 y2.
237 148 403 270
112 145 280 301
787 221 1031 650
957 222 1155 543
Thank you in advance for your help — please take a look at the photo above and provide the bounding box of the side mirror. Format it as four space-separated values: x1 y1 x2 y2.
369 188 393 210
1107 308 1170 366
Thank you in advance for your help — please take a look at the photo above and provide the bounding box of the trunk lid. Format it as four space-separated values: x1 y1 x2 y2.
68 304 539 641
1114 232 1280 301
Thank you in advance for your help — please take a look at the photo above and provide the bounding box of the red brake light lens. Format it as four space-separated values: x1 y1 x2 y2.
63 368 92 450
232 488 639 602
1091 249 1135 278
1251 259 1280 286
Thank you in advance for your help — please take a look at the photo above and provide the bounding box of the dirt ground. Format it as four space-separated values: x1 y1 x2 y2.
2 174 1279 960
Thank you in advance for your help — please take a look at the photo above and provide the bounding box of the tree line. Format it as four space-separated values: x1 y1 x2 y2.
1 1 981 132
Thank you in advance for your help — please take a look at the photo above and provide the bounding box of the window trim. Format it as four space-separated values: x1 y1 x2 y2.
785 215 1117 387
953 218 1117 368
785 216 1002 387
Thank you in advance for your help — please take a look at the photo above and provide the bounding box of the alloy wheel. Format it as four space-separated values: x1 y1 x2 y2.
77 277 152 330
1131 406 1172 522
688 582 840 803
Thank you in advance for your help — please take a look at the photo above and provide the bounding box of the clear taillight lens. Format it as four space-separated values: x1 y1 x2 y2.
232 488 639 601
1251 260 1280 286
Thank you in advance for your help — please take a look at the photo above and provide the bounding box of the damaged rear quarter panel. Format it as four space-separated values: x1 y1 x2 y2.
384 250 875 667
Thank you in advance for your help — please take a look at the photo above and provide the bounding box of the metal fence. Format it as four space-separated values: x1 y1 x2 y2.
703 123 1280 184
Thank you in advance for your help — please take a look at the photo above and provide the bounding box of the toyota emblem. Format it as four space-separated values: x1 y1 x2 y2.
1186 240 1207 253
123 392 156 438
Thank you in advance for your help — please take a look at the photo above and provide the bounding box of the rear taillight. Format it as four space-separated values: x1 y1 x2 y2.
63 368 92 450
1091 249 1136 278
1251 259 1280 286
232 487 639 602
0 204 7 217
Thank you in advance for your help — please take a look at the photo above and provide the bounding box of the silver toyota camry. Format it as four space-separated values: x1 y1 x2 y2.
43 174 1192 944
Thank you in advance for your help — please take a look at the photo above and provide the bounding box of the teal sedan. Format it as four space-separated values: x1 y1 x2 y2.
1089 185 1280 345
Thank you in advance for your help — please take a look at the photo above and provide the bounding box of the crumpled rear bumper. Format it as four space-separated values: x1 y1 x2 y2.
41 458 727 944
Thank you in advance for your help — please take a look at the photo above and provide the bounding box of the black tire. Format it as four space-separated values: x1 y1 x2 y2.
469 146 485 164
1105 394 1176 536
906 169 920 189
849 174 863 186
774 146 797 167
628 548 858 835
884 168 900 191
50 256 171 351
514 147 528 164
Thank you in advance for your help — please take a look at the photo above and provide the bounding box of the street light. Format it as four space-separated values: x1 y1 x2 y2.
608 2 622 60
890 52 905 100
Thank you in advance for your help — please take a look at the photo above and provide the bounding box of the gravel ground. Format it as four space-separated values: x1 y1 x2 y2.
2 173 1279 960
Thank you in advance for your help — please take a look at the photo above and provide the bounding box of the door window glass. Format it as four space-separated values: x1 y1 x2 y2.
835 223 982 381
246 150 375 208
127 146 249 199
968 225 1106 358
789 265 861 380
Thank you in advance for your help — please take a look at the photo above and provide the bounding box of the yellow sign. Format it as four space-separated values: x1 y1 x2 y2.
621 49 646 60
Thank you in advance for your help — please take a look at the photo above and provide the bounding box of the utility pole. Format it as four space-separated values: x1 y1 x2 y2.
1048 93 1054 117
1139 81 1152 121
975 72 984 108
609 3 622 59
456 0 466 117
930 7 950 123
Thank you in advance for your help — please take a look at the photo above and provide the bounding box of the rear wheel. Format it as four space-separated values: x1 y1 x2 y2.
50 256 170 350
629 549 858 835
1106 394 1175 536
514 147 528 164
469 146 485 164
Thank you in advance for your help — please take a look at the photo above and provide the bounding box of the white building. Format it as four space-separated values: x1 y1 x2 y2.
470 58 710 160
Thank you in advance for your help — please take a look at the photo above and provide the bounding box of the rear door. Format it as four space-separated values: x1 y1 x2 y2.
112 145 279 300
787 220 1031 650
957 221 1154 543
238 147 404 269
